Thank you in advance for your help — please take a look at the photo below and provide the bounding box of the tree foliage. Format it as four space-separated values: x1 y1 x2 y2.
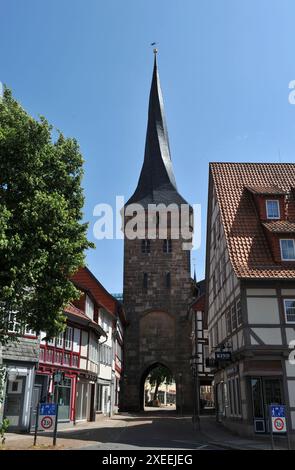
148 365 174 400
0 88 94 340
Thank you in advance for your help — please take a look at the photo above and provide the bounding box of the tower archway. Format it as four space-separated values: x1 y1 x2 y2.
140 362 176 412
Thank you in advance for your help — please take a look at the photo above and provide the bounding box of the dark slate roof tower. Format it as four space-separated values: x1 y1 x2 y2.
127 50 188 207
120 51 194 413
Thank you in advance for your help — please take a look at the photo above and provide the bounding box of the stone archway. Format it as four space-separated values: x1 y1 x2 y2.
139 361 176 411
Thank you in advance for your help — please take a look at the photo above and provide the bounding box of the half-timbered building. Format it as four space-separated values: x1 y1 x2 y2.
206 162 295 439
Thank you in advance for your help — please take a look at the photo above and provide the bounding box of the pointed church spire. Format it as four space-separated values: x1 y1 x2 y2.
127 51 188 207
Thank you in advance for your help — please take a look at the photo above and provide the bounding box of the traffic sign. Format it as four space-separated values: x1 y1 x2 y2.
38 403 57 432
270 405 286 433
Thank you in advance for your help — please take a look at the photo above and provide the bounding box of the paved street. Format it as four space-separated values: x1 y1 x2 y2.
75 410 219 450
3 409 290 450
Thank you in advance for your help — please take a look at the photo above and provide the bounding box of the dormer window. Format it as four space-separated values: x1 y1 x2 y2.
280 239 295 261
266 200 280 219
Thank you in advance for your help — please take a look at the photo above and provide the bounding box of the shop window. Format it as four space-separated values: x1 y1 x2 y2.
236 377 241 415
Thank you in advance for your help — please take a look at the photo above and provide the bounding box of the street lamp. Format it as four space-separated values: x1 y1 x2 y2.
190 355 200 431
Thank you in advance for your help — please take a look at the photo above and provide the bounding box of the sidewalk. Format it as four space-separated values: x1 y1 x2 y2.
199 415 291 450
1 415 128 451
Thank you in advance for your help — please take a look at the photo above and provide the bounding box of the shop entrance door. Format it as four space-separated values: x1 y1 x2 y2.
55 377 72 422
251 377 283 433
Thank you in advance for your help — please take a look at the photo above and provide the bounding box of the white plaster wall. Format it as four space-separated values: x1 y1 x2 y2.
285 360 295 378
246 289 276 296
247 298 280 324
287 380 295 408
251 328 282 345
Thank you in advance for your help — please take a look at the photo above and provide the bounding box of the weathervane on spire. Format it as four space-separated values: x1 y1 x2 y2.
150 42 158 54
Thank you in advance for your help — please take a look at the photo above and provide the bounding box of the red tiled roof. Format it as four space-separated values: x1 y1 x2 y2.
246 185 287 195
64 303 87 320
64 303 106 336
262 220 295 233
210 162 295 279
71 267 117 316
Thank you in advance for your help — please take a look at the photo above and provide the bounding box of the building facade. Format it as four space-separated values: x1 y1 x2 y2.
188 280 214 412
36 301 105 426
120 52 195 413
1 266 124 430
2 322 39 432
206 162 295 438
71 267 124 418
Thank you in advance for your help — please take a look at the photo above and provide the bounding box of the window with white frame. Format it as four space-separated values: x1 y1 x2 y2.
55 332 64 348
64 327 73 350
266 200 280 219
236 300 242 326
85 294 94 320
280 239 295 261
284 299 295 323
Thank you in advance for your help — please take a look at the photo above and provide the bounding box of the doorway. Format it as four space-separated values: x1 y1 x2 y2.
250 377 283 433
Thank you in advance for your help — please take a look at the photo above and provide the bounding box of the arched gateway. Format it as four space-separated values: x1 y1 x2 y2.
119 52 194 413
140 362 174 410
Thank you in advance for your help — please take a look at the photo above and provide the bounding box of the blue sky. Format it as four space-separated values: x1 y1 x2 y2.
2 0 295 293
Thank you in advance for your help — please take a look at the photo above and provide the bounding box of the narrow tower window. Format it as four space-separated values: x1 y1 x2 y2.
166 272 171 289
163 239 172 253
141 239 151 253
143 273 148 289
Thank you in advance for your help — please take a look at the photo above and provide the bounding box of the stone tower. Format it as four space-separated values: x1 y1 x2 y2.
120 52 194 412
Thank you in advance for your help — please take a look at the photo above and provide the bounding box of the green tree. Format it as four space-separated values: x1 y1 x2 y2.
148 366 173 401
0 87 94 341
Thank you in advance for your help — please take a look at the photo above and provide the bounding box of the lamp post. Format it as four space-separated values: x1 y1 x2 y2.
190 355 200 432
